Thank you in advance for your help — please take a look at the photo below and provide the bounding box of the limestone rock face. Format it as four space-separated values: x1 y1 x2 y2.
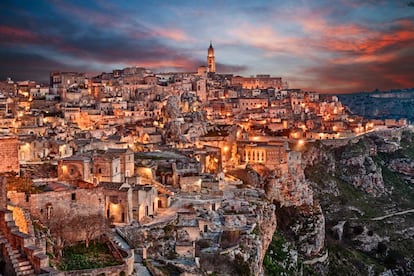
298 203 325 257
301 130 414 275
265 156 314 207
219 201 277 276
164 120 183 142
276 203 325 258
339 155 385 197
389 158 414 176
303 143 336 174
163 95 181 121
303 138 386 197
353 226 389 252
257 203 277 274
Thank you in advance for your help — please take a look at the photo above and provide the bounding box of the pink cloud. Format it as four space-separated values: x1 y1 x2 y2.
0 26 38 42
126 58 196 70
153 28 190 42
229 24 305 56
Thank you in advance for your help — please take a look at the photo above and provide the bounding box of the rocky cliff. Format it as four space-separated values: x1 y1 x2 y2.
302 129 414 275
251 153 327 274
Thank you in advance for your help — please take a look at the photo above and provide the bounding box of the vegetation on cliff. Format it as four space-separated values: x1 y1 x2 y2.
303 130 414 275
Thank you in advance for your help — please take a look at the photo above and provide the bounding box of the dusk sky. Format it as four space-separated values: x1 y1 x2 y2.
1 0 413 93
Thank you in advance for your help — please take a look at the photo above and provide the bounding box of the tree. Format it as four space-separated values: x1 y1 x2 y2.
45 209 74 259
73 213 108 248
4 174 41 194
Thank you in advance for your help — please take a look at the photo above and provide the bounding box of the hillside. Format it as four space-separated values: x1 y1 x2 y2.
301 130 414 275
338 89 414 122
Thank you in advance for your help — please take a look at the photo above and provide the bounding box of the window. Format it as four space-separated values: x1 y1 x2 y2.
71 193 76 200
98 168 102 174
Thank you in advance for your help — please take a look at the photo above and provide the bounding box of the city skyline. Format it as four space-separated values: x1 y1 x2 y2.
1 0 414 93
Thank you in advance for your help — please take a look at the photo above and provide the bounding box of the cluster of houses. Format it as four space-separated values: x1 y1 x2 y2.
0 65 408 225
0 61 408 274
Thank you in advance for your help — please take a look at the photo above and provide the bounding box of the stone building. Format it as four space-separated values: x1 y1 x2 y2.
7 182 105 221
93 154 122 183
231 75 282 89
132 184 158 222
100 182 132 224
100 181 159 224
58 148 135 185
0 135 19 174
238 97 269 111
106 148 134 179
50 71 87 88
58 156 94 183
238 142 288 167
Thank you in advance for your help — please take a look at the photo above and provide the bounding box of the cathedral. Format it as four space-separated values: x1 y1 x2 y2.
207 41 215 73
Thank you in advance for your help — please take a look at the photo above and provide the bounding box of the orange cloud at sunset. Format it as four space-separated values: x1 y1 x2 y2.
1 1 413 93
154 28 191 42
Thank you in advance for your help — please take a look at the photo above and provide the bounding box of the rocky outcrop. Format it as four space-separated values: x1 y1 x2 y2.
163 95 181 121
303 137 386 197
389 158 414 176
256 202 277 274
352 225 389 252
265 153 314 207
303 129 414 275
266 174 314 207
339 155 384 196
276 202 325 258
218 200 277 276
302 142 336 174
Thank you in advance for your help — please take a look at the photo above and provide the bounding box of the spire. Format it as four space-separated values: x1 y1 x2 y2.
207 40 215 73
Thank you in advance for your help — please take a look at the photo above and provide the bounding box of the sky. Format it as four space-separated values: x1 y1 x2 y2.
0 0 413 93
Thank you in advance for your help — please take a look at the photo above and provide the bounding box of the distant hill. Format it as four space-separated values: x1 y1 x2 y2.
337 88 414 123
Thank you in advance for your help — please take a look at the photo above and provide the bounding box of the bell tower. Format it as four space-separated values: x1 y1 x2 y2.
207 41 216 73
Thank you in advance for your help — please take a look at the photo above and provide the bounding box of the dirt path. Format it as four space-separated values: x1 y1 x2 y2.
370 209 414 221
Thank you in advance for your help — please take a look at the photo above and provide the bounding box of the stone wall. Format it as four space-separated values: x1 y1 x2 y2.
180 176 202 193
0 135 19 174
132 186 157 222
175 242 195 258
7 204 33 234
104 188 130 223
0 210 50 274
8 187 105 221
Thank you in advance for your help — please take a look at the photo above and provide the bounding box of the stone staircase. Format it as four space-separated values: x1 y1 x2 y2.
0 232 35 275
150 179 174 196
0 209 51 275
